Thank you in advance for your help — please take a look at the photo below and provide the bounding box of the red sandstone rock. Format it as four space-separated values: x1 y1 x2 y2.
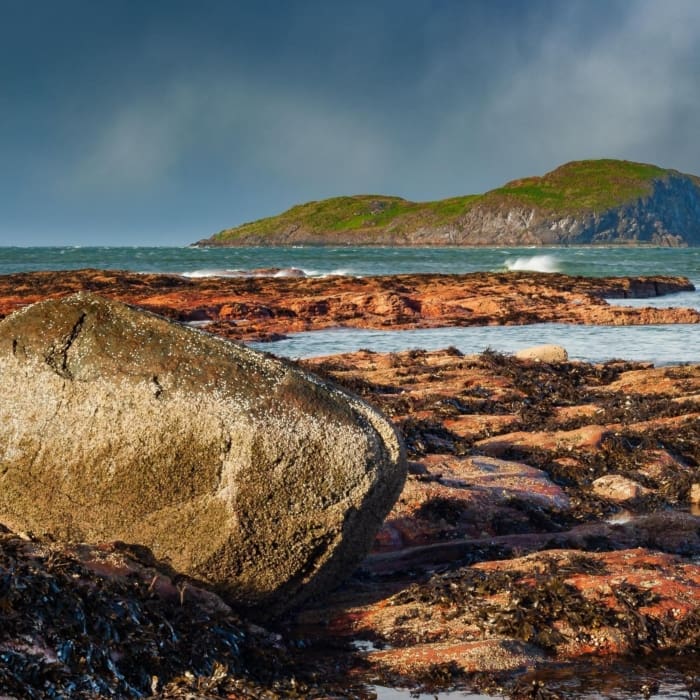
1 271 699 693
475 424 609 456
373 454 571 551
368 638 546 675
297 545 700 683
291 348 700 687
0 269 696 341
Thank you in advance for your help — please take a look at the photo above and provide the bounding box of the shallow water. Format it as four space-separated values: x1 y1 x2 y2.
371 661 700 699
372 676 698 699
373 692 683 700
374 689 487 699
250 322 699 365
6 246 698 366
606 289 700 310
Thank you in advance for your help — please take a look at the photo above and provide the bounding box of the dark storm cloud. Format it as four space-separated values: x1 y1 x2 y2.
1 0 699 245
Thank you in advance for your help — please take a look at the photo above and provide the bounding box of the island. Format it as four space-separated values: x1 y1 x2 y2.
194 159 700 248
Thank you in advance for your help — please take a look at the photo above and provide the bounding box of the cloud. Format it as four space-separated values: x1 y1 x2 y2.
476 0 700 173
378 0 700 199
63 83 199 194
219 87 394 192
46 0 700 223
62 70 393 200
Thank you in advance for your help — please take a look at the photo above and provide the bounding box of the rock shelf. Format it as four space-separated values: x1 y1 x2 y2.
292 348 700 691
0 270 698 697
0 269 696 342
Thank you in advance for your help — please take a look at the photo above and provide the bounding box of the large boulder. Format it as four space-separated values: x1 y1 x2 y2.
0 293 405 615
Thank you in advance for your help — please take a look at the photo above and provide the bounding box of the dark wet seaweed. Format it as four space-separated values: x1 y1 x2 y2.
0 535 369 699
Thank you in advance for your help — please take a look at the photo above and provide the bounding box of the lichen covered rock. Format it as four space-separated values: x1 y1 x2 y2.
0 293 405 615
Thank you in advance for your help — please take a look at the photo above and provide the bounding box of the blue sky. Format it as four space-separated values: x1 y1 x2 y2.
2 0 700 246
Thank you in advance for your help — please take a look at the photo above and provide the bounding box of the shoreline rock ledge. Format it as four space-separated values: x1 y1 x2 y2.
0 293 405 616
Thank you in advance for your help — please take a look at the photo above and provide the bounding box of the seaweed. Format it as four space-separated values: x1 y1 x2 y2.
386 559 690 661
0 534 367 699
415 497 465 526
395 418 467 457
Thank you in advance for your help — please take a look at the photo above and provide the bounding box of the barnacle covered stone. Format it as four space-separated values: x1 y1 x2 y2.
0 293 405 615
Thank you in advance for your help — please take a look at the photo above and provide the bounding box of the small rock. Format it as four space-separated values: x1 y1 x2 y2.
407 460 429 475
690 483 700 505
592 474 651 502
515 344 568 362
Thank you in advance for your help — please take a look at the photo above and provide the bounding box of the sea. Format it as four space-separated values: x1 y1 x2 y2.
2 245 699 365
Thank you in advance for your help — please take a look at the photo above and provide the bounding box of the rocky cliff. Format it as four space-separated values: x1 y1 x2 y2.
450 171 700 246
195 160 700 247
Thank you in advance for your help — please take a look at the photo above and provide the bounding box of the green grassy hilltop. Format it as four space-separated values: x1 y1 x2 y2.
490 159 667 211
196 159 700 247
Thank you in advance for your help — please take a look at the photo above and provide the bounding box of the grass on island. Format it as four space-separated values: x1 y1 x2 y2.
210 159 675 244
489 159 667 212
210 193 484 243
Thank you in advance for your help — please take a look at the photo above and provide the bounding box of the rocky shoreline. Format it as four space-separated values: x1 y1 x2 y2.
293 349 699 691
0 270 698 697
0 269 696 342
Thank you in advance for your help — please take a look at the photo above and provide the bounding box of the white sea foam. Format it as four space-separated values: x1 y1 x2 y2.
181 266 359 279
181 268 237 278
504 254 561 273
181 267 308 279
297 267 360 278
320 268 355 277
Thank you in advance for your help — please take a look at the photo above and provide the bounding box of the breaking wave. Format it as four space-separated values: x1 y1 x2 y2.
504 254 561 273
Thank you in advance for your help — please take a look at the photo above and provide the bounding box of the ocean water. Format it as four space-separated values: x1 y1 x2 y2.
1 245 699 281
1 246 699 364
371 682 695 700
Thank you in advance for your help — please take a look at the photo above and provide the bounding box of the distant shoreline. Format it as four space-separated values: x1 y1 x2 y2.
190 241 691 249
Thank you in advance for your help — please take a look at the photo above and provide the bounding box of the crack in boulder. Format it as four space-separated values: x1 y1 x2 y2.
45 312 86 379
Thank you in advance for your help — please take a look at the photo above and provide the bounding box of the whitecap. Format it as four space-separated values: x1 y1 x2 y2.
504 254 561 273
320 268 356 277
271 268 306 278
181 267 308 279
181 268 240 278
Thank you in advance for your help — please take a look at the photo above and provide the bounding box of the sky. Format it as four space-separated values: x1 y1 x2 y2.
2 0 700 246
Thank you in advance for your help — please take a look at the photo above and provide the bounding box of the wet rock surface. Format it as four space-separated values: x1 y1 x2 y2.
0 269 696 342
0 271 699 697
292 348 700 692
0 294 405 617
0 530 370 699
